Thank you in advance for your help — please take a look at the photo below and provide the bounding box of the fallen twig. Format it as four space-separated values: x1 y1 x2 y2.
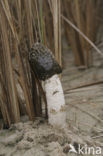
65 87 100 94
92 135 103 139
65 80 103 93
69 103 103 123
61 15 103 57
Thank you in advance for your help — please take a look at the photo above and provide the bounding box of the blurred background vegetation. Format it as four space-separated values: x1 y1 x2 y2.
0 0 103 128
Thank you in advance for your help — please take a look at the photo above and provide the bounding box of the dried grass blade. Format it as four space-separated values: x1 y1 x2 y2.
62 15 103 57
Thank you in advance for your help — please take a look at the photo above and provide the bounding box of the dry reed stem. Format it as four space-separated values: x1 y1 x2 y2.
63 1 84 66
24 0 34 47
49 0 61 65
62 15 103 57
86 1 96 66
10 0 36 120
0 75 11 126
35 0 42 42
0 0 37 123
0 5 20 122
58 0 62 66
74 0 85 64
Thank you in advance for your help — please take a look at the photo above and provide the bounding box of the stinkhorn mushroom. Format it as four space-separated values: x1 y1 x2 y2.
29 42 66 128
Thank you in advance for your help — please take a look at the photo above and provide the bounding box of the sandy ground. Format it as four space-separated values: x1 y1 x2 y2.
0 46 103 156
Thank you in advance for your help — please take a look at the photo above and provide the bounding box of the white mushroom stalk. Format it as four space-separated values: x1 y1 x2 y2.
29 42 66 128
44 74 66 128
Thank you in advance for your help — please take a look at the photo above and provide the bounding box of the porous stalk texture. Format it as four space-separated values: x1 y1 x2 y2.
45 74 66 128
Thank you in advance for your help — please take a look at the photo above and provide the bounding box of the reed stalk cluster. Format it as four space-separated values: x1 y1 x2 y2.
0 0 102 128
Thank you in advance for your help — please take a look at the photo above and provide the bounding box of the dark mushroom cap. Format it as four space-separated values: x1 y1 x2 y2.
29 42 62 81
